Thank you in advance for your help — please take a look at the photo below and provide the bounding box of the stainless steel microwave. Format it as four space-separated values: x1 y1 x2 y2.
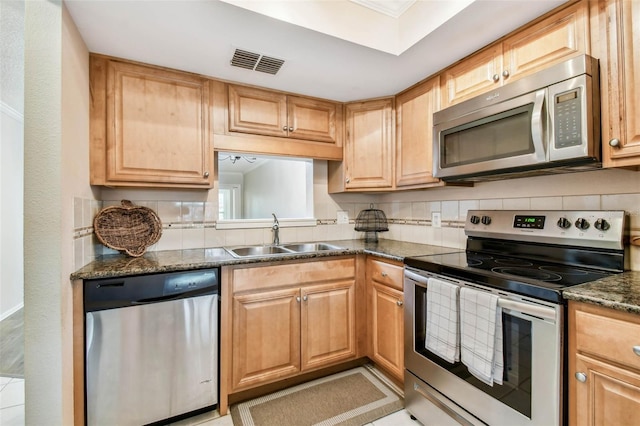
433 55 601 182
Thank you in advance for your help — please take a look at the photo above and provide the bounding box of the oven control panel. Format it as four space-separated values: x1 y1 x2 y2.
466 210 626 250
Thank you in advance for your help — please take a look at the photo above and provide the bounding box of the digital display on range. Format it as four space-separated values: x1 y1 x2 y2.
514 215 546 229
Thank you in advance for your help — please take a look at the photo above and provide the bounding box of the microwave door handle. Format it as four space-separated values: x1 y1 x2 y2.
531 89 546 161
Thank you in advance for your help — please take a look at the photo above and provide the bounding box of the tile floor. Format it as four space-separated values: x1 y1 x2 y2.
0 376 419 426
0 376 24 426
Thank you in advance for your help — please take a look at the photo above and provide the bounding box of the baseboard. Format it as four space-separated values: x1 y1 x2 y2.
0 303 24 322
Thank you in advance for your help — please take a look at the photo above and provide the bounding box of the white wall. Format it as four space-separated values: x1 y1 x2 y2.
0 0 25 320
24 1 92 424
244 159 312 219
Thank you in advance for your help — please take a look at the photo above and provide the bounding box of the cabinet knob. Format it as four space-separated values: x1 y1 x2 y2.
289 127 294 132
283 126 288 131
303 295 308 302
575 372 587 383
492 74 500 82
397 300 403 307
296 296 301 303
633 346 640 356
345 177 350 184
381 272 388 277
609 138 620 147
203 171 210 178
502 69 510 78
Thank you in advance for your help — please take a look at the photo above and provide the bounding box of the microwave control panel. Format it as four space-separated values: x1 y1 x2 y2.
553 88 582 149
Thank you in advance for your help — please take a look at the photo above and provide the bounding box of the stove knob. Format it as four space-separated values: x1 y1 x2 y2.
557 217 572 229
481 215 492 225
470 215 480 225
594 218 611 231
575 218 590 230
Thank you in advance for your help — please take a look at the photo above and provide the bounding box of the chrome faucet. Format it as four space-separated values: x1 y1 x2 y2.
272 213 280 245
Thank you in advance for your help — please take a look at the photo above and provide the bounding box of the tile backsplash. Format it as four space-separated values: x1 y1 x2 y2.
73 189 640 271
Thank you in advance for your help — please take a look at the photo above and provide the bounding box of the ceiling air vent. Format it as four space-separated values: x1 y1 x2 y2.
230 48 285 75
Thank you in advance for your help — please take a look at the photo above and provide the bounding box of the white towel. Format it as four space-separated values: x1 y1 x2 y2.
425 278 460 363
459 287 504 386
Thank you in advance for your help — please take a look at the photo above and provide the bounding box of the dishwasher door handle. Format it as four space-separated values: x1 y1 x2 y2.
132 287 215 305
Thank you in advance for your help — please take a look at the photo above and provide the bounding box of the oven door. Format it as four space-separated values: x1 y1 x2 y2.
433 89 548 180
404 268 563 426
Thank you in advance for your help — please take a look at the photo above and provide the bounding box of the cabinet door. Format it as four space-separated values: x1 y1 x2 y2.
104 60 212 187
370 282 404 381
601 0 640 167
441 45 503 107
573 354 640 426
231 287 300 391
395 76 441 188
287 96 338 143
228 85 288 138
503 1 588 83
344 98 394 189
300 281 356 371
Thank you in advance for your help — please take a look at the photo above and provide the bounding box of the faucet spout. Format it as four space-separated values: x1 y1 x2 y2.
272 213 280 245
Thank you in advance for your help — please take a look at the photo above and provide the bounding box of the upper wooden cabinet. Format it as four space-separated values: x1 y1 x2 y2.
568 301 640 426
442 0 590 107
395 76 446 189
212 82 343 160
90 55 214 188
328 98 395 192
599 0 640 168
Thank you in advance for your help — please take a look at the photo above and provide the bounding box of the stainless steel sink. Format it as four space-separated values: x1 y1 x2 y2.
225 243 344 258
225 245 294 258
280 243 344 253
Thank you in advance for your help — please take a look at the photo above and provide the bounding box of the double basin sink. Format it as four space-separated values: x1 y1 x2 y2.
225 243 344 258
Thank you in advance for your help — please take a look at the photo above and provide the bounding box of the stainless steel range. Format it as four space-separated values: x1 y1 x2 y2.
403 210 626 426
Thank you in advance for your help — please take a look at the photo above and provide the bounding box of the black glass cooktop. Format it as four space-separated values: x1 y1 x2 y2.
404 250 617 303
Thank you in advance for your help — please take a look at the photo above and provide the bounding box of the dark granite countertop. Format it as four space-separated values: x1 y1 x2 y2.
70 239 462 281
562 271 640 315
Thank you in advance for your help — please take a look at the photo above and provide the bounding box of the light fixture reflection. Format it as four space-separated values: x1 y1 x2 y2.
220 155 257 164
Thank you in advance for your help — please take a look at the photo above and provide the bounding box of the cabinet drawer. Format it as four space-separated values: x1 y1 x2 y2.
368 259 403 291
232 257 355 293
575 309 640 371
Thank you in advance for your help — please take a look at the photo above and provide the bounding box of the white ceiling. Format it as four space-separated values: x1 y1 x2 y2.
64 0 566 102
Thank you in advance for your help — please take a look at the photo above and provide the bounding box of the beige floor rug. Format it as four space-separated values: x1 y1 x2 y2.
230 367 403 426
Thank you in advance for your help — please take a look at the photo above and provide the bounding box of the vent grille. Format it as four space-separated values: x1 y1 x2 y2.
230 48 284 75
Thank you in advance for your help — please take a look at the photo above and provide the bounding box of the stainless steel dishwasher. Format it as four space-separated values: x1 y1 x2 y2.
84 268 219 426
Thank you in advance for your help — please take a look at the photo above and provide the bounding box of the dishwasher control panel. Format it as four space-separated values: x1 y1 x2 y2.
163 270 219 295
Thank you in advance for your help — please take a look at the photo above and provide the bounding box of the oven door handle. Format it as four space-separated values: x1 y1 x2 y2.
404 270 429 286
499 298 556 321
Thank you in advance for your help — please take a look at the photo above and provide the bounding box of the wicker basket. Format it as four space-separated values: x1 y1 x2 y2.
94 200 162 257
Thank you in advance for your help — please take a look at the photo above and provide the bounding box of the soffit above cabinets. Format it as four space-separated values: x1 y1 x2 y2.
65 0 565 102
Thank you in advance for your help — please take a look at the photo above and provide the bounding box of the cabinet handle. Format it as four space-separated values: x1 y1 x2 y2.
203 171 210 178
609 138 620 147
283 126 288 131
303 295 308 302
502 69 510 79
492 74 500 82
296 296 301 303
381 272 388 277
289 127 294 132
345 177 350 184
397 300 403 307
575 372 587 383
633 346 640 356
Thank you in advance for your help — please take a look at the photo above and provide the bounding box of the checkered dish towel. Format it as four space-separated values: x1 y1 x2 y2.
459 287 504 386
425 277 460 363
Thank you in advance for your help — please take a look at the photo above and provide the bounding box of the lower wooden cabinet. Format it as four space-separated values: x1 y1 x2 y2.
221 257 362 413
568 301 640 425
367 257 405 382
